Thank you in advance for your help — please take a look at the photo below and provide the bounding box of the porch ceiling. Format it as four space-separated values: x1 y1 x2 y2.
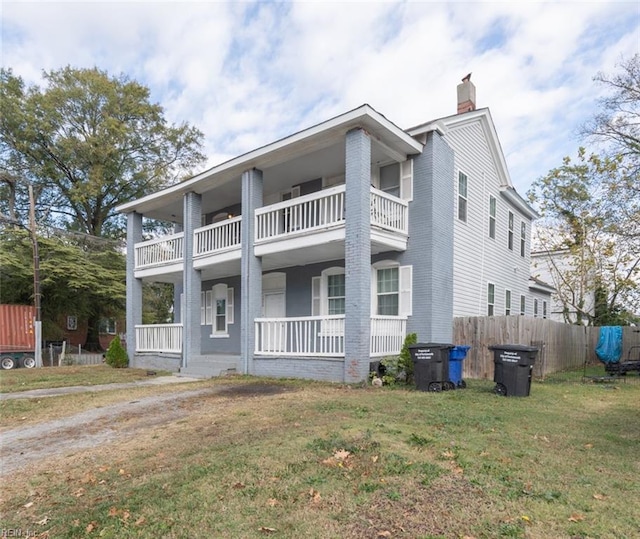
117 105 423 224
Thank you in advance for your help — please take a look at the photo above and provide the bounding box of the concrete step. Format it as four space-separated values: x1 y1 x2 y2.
180 359 239 379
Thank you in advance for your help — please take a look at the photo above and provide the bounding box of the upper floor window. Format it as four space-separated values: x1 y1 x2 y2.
489 195 496 239
458 172 468 222
508 212 514 250
520 222 526 257
505 290 512 315
487 283 495 316
520 295 526 316
379 163 401 198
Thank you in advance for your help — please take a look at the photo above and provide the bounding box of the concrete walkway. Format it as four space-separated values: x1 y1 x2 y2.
0 374 203 400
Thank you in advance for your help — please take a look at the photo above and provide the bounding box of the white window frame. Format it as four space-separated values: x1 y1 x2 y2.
371 159 413 201
313 267 346 316
371 261 412 317
67 315 78 331
505 289 511 316
458 171 468 223
508 211 514 251
520 221 526 257
534 299 539 318
487 283 495 316
100 318 117 335
210 284 234 338
520 295 526 316
489 195 496 239
543 300 548 319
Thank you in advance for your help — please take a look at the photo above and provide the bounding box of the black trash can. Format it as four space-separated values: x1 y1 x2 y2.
409 343 454 392
489 344 538 397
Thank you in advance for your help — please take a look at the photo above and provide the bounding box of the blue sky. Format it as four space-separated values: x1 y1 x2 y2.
2 1 638 196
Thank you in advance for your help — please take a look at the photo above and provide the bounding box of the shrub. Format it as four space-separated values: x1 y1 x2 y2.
398 333 417 383
104 335 129 368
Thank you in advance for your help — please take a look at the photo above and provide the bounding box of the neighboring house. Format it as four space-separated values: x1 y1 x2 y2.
117 77 543 382
54 314 125 350
531 249 594 324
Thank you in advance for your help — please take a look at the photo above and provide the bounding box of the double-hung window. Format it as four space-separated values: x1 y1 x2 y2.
508 212 514 250
202 284 234 337
487 284 495 316
520 222 526 257
520 295 526 316
489 195 496 239
376 267 399 315
327 273 346 315
458 172 468 222
505 290 512 315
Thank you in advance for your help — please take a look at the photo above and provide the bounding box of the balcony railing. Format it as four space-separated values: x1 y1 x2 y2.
135 324 183 353
370 188 408 234
135 233 184 269
194 216 242 257
255 185 346 243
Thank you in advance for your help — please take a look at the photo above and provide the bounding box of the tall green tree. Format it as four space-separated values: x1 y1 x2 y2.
529 149 639 325
0 66 205 348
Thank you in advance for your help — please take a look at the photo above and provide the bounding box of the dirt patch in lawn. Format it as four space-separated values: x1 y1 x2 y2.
1 382 293 479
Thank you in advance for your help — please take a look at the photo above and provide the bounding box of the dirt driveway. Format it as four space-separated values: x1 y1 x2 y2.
1 381 291 478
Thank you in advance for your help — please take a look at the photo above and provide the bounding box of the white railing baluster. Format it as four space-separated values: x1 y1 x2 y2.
134 233 184 270
193 216 242 258
370 188 408 234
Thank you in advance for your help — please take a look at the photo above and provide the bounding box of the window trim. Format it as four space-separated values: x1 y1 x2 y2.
520 295 526 316
487 283 495 316
67 315 78 331
534 299 539 318
489 195 496 239
508 211 514 251
209 283 234 338
458 171 468 223
505 289 512 316
520 221 526 257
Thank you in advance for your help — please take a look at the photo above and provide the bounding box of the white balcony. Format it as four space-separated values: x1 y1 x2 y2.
193 216 242 271
133 186 409 276
134 233 184 279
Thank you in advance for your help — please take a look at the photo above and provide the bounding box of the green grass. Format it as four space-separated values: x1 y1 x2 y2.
0 364 172 393
1 371 638 538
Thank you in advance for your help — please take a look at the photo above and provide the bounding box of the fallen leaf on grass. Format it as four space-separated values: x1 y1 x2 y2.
568 514 585 522
334 449 350 461
521 515 531 523
584 443 593 449
36 516 50 525
593 493 607 500
233 482 246 489
267 498 278 507
377 531 392 537
371 455 379 463
135 516 146 526
259 526 277 533
86 521 97 533
108 507 119 517
442 450 455 459
23 501 34 508
74 488 85 498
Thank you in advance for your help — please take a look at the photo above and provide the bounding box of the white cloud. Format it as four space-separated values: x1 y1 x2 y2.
2 0 638 194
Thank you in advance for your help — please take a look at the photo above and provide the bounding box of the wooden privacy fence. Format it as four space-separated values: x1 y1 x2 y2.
452 316 640 379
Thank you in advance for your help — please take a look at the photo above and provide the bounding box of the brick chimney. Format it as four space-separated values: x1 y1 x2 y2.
457 73 476 114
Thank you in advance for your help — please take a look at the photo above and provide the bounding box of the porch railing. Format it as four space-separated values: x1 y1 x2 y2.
254 315 407 357
255 185 346 242
370 316 407 357
370 188 409 234
194 216 242 257
135 324 183 353
255 315 345 357
134 233 184 269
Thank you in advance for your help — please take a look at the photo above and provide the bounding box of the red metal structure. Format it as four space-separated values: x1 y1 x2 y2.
0 304 37 369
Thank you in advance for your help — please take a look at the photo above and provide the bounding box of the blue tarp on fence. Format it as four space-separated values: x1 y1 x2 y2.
595 326 623 364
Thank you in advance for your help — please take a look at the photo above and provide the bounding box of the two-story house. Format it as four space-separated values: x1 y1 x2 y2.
117 78 544 382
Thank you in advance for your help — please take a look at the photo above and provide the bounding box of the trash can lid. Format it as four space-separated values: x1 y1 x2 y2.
409 342 454 349
488 344 538 352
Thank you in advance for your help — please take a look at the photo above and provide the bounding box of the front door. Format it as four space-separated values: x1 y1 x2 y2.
262 292 286 352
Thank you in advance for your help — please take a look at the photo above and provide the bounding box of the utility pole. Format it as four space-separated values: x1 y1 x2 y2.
28 185 42 368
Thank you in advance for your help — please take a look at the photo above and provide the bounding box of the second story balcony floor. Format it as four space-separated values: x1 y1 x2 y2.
133 184 410 279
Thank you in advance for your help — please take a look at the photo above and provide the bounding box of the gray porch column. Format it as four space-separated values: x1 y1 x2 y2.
182 192 202 368
126 212 143 365
240 168 263 374
344 128 372 383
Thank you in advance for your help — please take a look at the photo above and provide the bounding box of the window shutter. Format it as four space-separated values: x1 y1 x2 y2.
400 159 413 201
399 265 413 316
227 287 234 324
200 291 205 325
205 290 213 325
311 277 321 316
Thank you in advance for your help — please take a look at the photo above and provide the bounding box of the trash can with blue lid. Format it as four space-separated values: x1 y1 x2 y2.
449 345 470 388
409 343 454 392
489 344 538 397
